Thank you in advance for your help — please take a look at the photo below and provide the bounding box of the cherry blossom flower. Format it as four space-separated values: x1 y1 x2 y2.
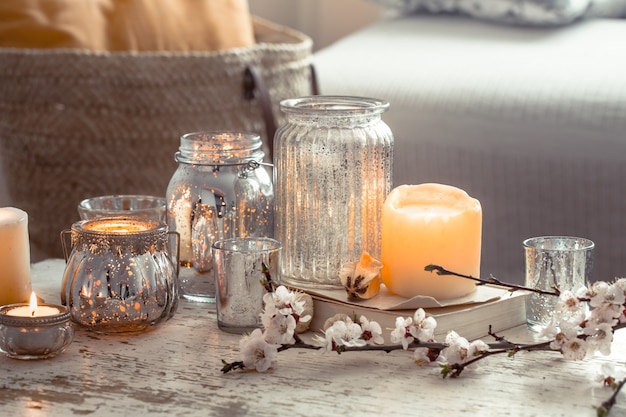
410 308 437 342
439 331 470 364
413 347 433 365
312 330 335 353
263 285 298 315
261 285 311 333
333 317 366 347
263 313 297 345
556 289 586 323
595 362 624 388
589 281 625 310
538 317 560 340
548 320 579 351
313 316 366 351
468 339 489 357
390 316 414 349
561 337 588 360
585 322 614 356
613 278 626 298
239 329 279 372
359 316 385 345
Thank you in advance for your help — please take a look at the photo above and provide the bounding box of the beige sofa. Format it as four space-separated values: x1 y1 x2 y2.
313 14 626 284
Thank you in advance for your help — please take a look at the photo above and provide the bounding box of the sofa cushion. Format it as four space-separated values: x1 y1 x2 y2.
0 0 255 52
370 0 626 26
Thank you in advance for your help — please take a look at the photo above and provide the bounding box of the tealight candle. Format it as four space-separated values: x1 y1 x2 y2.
0 292 74 360
7 292 62 317
84 219 152 233
0 207 32 306
380 183 482 300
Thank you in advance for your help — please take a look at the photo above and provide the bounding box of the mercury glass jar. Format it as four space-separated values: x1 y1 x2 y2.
166 131 274 303
274 96 393 289
60 218 179 334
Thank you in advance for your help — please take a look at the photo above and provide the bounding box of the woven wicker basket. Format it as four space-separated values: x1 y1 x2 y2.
0 17 314 261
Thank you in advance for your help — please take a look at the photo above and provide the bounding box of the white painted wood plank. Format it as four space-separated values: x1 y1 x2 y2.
0 259 624 416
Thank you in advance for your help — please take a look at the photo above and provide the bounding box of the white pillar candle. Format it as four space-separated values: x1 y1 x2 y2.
0 207 32 305
380 184 482 300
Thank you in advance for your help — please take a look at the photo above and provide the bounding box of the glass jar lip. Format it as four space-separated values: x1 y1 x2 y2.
177 131 265 165
78 195 166 216
522 236 595 251
280 96 390 115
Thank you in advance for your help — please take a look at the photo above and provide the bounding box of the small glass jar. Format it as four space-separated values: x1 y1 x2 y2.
166 132 274 303
60 218 179 333
274 96 394 289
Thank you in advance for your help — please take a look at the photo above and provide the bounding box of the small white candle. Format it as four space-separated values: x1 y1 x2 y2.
0 207 32 306
6 292 61 317
380 183 482 300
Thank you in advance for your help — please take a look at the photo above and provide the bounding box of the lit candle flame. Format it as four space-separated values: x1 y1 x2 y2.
29 291 37 317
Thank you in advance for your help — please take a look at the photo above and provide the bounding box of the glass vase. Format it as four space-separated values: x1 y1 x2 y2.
166 131 274 302
274 96 393 289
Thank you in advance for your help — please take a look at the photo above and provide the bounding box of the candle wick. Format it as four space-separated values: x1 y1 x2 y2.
31 310 35 317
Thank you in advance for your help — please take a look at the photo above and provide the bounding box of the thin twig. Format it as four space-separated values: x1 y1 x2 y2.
425 264 561 297
597 378 626 417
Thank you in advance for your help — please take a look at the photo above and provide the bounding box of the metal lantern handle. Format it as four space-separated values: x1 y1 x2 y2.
59 229 72 262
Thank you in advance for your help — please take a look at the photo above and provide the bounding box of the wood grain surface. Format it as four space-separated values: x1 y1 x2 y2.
1 259 624 416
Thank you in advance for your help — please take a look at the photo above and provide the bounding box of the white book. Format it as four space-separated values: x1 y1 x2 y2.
299 284 528 341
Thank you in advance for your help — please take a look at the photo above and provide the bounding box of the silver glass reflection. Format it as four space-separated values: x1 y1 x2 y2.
166 132 274 303
274 96 393 290
61 218 179 334
213 237 281 334
523 236 594 332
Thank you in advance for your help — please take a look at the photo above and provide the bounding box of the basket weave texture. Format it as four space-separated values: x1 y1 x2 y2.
0 17 313 260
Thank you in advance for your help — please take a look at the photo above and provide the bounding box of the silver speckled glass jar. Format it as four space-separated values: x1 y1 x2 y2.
166 132 274 303
274 96 393 289
60 218 179 334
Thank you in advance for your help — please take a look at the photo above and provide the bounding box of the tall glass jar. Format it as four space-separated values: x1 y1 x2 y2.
274 96 393 289
166 132 274 303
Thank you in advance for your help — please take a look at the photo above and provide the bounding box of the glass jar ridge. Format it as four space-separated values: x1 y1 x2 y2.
60 218 179 334
274 95 394 289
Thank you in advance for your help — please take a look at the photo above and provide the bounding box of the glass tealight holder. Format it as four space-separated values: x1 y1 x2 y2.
78 195 166 223
0 303 74 360
60 217 179 334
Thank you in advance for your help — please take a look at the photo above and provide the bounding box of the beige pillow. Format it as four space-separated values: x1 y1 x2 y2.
0 0 109 50
0 0 255 52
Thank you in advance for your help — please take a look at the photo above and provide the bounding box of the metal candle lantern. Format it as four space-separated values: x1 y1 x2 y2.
60 218 179 333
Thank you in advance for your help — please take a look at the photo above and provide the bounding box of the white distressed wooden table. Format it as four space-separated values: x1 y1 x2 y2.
1 259 625 417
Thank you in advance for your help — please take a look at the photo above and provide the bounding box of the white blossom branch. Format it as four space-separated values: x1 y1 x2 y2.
221 266 626 416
